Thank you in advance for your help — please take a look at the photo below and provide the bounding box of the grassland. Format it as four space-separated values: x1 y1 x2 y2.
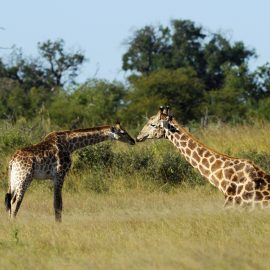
1 187 270 270
0 121 270 269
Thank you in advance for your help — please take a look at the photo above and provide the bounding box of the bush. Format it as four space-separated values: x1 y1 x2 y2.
73 141 205 186
73 143 114 170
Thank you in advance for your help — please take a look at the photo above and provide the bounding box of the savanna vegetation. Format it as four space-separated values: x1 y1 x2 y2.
1 19 270 269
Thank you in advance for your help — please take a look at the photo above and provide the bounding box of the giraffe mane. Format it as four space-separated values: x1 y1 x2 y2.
43 125 111 140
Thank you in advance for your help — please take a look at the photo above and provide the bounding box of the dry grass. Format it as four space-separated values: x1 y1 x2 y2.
1 123 270 269
1 186 270 270
197 122 270 155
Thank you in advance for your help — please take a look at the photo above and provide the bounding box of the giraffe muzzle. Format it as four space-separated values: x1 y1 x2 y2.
136 135 148 142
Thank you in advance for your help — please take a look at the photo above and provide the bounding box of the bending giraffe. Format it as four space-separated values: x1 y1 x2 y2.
5 122 135 222
137 106 270 208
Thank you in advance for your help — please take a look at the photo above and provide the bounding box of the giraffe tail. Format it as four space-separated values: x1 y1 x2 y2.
5 162 13 212
5 192 11 212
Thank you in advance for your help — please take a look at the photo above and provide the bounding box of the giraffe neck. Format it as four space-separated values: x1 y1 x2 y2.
61 126 112 152
164 120 226 189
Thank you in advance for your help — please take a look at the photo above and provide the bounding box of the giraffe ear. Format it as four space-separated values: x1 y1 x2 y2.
159 105 164 119
115 119 121 129
165 105 170 115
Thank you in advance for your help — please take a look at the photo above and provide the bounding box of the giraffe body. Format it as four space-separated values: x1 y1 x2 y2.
137 107 270 208
6 124 135 222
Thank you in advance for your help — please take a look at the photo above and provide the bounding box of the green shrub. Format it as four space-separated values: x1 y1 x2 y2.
73 143 114 170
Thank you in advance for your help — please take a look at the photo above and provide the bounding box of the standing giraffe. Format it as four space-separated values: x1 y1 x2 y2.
136 106 270 208
5 122 135 222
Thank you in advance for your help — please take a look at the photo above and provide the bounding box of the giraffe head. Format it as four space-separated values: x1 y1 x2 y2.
136 106 173 142
109 121 136 145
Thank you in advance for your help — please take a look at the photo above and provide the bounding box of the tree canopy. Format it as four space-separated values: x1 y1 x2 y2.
0 19 270 127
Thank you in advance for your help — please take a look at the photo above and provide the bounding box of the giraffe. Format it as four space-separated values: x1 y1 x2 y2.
5 122 135 222
136 106 270 208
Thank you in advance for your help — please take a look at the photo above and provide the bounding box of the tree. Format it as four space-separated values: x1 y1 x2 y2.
253 63 270 99
38 39 85 87
170 19 206 75
48 79 126 128
122 20 256 91
122 20 206 75
124 68 205 124
204 34 255 90
122 25 170 74
0 40 86 121
0 39 85 91
206 65 255 122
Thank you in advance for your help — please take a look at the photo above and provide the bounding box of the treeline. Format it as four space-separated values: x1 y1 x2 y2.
1 19 270 129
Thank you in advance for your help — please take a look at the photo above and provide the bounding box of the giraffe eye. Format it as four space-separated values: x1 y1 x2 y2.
150 124 156 127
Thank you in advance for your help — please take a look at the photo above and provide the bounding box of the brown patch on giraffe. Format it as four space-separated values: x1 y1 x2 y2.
231 174 238 182
211 160 222 172
174 140 180 147
235 163 245 171
224 168 235 179
245 182 254 191
174 133 180 140
197 147 205 156
263 191 270 196
180 134 188 141
254 178 267 190
201 158 210 168
199 165 210 177
209 156 215 163
248 169 257 179
224 160 234 167
180 141 187 147
192 151 200 162
215 169 223 179
235 196 242 205
242 191 254 200
237 172 246 183
185 148 191 156
265 195 270 200
188 140 197 150
226 183 237 195
255 191 263 201
204 151 212 158
237 185 244 194
221 180 228 190
258 171 265 178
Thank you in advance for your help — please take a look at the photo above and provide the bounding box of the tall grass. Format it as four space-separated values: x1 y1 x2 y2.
0 120 270 269
1 188 270 270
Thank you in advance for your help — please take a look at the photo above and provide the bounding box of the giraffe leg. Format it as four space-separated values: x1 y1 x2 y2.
10 175 33 219
53 180 64 222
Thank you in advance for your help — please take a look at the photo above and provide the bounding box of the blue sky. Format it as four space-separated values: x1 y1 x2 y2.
1 0 270 82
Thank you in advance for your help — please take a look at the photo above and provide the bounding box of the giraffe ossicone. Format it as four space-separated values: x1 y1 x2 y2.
5 122 135 222
137 106 270 209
